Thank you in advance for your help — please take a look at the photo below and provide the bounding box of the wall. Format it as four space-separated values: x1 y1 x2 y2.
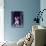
40 0 46 45
0 0 4 42
4 0 40 42
40 0 46 26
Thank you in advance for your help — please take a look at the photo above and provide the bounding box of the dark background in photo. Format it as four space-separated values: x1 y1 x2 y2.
11 11 24 27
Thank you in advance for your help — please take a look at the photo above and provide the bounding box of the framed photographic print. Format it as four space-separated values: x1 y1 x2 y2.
11 11 24 27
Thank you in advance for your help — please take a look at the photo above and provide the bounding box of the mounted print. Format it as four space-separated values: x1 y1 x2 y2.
11 11 24 27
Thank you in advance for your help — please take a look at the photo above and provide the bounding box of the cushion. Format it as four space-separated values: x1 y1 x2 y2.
17 37 25 46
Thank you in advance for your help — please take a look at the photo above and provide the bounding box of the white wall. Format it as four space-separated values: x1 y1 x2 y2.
0 0 4 42
40 0 46 26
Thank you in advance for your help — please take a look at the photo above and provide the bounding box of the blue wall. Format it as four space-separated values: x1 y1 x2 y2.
4 0 40 42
